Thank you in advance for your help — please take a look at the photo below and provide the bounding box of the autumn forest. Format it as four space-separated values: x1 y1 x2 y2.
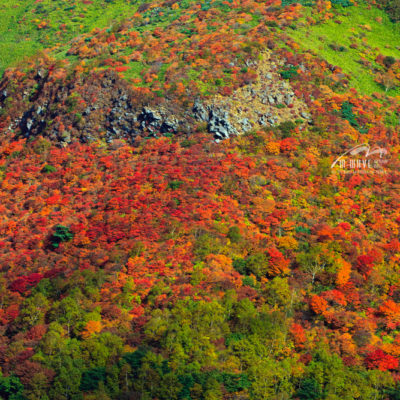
0 0 399 399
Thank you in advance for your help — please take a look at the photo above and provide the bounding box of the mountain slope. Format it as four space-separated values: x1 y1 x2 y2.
0 1 399 399
0 0 144 76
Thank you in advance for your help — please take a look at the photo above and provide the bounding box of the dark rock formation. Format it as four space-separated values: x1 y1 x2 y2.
0 58 309 145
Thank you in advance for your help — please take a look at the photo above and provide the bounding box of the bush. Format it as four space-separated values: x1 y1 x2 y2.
41 164 57 173
278 120 297 138
168 180 184 190
227 226 242 243
281 0 314 6
383 56 396 69
329 43 347 52
194 232 222 260
383 0 400 22
279 65 299 80
341 101 359 128
246 253 269 278
180 138 196 147
0 375 25 400
233 258 248 275
51 225 74 248
233 254 269 278
330 0 353 7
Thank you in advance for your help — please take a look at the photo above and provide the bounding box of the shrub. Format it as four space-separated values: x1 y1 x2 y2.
242 275 256 287
51 225 74 248
180 139 196 148
233 258 247 275
341 101 359 128
281 0 314 6
168 180 183 190
331 0 353 7
279 65 299 80
383 55 396 69
41 164 57 173
246 253 269 278
278 120 297 138
383 0 400 22
233 254 268 278
329 43 347 52
227 226 242 243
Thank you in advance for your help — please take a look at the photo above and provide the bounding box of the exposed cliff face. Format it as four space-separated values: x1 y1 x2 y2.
193 52 312 140
0 66 191 145
0 52 310 145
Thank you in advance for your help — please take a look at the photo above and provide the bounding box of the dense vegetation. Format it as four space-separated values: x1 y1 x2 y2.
0 0 399 399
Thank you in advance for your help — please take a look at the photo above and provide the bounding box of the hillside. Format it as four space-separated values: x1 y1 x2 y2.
0 1 399 400
287 2 400 95
0 0 142 76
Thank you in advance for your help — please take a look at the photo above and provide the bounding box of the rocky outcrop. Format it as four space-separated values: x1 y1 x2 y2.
202 52 312 136
0 51 311 145
192 100 237 140
0 68 191 145
137 107 180 135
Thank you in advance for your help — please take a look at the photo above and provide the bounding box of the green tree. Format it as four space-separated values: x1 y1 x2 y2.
0 374 25 400
51 225 74 248
145 299 229 369
193 232 222 260
81 333 124 369
50 296 84 336
296 378 323 400
245 253 269 278
49 356 84 400
80 367 106 392
296 245 329 285
227 226 242 243
133 352 181 400
24 372 52 400
264 276 294 309
18 293 49 329
41 322 66 356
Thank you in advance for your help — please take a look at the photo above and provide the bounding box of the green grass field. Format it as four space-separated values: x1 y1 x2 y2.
287 2 400 95
0 0 142 76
